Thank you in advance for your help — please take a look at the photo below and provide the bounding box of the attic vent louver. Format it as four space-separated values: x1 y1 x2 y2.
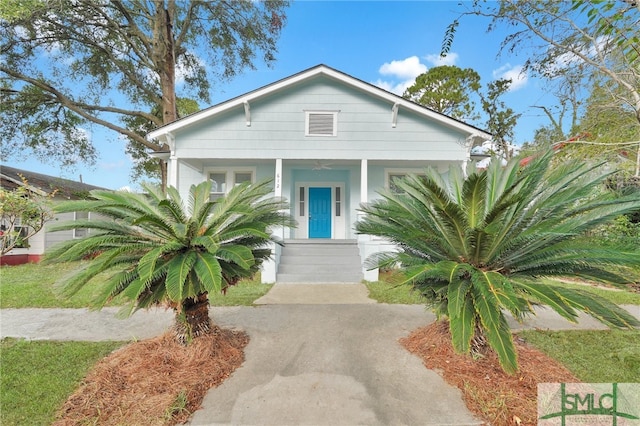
305 111 338 136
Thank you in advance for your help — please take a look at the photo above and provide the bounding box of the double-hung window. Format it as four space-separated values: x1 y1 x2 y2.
74 211 90 238
208 169 255 200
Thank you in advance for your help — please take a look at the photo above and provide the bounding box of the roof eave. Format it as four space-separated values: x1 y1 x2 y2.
146 64 491 141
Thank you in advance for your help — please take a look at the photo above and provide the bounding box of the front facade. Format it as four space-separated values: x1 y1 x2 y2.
147 65 490 282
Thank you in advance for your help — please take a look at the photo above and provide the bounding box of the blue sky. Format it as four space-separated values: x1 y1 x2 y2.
6 1 556 190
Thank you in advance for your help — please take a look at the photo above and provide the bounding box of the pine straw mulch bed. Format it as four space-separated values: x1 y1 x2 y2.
401 321 579 426
53 326 248 426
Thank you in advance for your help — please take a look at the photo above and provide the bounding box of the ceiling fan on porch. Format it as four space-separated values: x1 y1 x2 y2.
312 160 333 170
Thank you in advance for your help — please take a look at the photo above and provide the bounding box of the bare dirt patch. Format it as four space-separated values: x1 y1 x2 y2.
401 321 578 426
54 327 248 426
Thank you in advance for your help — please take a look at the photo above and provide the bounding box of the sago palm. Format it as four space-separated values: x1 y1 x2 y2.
45 180 293 344
356 150 640 373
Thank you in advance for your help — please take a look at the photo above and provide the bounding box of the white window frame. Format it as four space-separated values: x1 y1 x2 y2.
205 167 256 200
304 110 339 137
385 168 426 194
7 218 30 248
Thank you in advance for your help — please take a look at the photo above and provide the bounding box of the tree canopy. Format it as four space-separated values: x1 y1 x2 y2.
1 0 289 184
402 65 519 160
402 65 481 121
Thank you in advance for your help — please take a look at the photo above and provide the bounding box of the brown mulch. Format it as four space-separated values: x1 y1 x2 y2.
401 321 579 426
53 327 249 426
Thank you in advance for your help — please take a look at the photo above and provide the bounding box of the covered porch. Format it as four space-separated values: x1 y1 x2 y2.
168 157 470 283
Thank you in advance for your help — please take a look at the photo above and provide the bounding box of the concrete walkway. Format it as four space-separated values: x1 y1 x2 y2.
1 284 638 426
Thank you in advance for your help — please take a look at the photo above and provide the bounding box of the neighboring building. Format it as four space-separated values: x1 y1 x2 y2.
0 165 105 265
146 64 491 282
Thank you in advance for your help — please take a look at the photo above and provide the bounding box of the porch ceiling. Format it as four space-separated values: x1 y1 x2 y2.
180 158 454 170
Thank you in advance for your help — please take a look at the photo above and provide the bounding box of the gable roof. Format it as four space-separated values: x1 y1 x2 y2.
0 165 106 199
147 64 491 144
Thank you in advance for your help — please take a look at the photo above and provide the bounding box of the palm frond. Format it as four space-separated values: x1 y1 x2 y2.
193 252 223 294
447 268 475 354
553 286 640 329
216 245 254 269
471 281 518 374
165 252 197 302
462 172 487 229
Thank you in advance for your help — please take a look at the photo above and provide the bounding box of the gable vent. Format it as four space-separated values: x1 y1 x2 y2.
306 111 338 136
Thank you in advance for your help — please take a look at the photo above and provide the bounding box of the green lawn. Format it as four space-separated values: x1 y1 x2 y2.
0 261 118 308
365 280 426 304
0 262 271 308
520 329 640 383
209 277 272 306
0 339 124 426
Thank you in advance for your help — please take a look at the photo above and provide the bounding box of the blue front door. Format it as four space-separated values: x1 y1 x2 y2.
309 187 332 238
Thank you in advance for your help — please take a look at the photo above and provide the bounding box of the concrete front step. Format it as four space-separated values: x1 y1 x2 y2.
278 263 362 274
276 273 364 283
279 256 360 265
277 239 363 283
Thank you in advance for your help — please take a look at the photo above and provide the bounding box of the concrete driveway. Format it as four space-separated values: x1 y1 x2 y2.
190 303 481 425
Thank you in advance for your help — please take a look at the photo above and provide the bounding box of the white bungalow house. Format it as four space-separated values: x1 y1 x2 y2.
146 65 490 283
0 165 105 265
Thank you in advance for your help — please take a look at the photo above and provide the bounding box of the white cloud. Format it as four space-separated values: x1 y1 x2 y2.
375 56 428 95
425 52 459 67
492 64 528 91
378 56 427 80
175 52 205 85
100 160 127 171
373 79 414 95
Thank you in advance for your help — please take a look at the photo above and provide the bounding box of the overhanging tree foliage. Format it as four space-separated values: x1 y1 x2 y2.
480 79 521 160
1 0 289 185
122 97 200 182
356 150 640 373
442 0 640 175
558 77 640 179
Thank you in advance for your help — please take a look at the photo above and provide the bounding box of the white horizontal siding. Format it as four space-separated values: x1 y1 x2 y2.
45 211 75 250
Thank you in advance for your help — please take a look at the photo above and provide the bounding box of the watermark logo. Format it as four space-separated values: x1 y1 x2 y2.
538 383 639 425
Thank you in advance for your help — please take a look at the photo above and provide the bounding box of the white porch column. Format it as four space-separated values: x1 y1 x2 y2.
169 156 178 188
262 158 284 283
360 159 368 205
358 159 378 281
166 133 178 188
275 158 283 197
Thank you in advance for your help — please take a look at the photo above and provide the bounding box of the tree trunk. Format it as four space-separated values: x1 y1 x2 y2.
152 1 178 190
173 293 212 345
635 141 640 178
159 159 168 193
470 324 489 358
